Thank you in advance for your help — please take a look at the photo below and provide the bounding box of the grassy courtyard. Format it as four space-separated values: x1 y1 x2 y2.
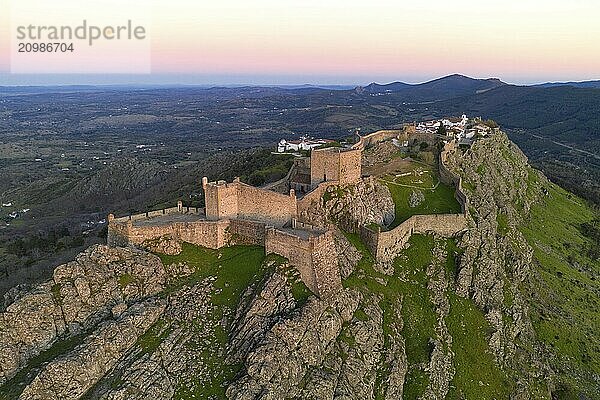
380 162 462 228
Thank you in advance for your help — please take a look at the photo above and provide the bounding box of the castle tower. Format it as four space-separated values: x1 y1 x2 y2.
310 147 361 188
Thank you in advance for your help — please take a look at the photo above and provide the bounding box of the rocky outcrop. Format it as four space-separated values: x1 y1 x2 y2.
332 295 385 399
92 281 216 400
299 177 395 232
0 282 64 386
141 234 182 255
53 244 166 331
225 283 409 400
0 245 166 386
227 272 297 364
445 133 552 396
333 231 363 279
18 298 166 400
423 240 454 400
409 189 425 208
0 131 581 400
226 289 361 399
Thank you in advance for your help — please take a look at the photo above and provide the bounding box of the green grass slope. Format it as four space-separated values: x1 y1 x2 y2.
521 183 600 398
343 233 511 399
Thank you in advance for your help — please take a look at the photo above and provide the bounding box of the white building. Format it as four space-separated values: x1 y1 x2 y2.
277 136 336 153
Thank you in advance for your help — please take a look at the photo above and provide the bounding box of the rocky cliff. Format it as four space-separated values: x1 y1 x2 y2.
1 132 598 400
299 177 395 232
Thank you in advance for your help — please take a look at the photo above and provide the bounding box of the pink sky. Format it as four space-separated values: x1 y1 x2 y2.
2 0 600 84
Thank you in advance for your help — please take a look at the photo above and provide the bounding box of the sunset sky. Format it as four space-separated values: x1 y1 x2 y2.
1 0 599 85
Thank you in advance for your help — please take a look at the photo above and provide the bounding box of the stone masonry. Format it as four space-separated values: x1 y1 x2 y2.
359 138 469 261
203 177 297 226
310 147 361 188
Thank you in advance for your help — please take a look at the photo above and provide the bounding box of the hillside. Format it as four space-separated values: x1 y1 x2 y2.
0 132 597 399
535 80 600 89
0 148 294 296
360 74 507 101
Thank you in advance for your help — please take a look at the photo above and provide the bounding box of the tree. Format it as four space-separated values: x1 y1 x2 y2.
436 124 447 135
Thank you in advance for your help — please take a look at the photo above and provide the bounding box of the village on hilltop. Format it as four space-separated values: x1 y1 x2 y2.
276 115 497 156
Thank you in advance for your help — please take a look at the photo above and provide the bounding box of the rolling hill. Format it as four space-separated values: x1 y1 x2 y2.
359 74 507 101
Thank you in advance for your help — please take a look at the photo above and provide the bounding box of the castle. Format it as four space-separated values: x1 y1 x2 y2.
108 146 363 297
108 125 470 298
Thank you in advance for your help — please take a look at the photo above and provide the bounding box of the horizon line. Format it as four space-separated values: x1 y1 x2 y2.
1 73 599 88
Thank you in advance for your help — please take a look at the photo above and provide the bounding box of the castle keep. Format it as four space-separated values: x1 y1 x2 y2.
202 177 297 226
309 147 361 188
108 125 471 298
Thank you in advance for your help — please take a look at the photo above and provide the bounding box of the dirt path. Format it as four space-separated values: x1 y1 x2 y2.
384 179 440 191
364 157 435 177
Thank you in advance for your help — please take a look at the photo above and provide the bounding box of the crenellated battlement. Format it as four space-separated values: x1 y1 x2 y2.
109 175 340 297
202 176 297 225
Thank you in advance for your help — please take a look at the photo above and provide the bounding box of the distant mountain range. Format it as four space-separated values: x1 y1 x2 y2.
358 74 600 98
533 80 600 89
354 74 600 204
358 74 507 102
2 74 600 95
1 73 598 203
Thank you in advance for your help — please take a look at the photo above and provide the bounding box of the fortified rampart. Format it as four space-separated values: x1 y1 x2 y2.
202 177 297 226
107 126 472 297
107 207 235 250
360 214 467 261
108 208 338 297
310 147 361 188
265 227 341 297
352 125 416 151
439 141 470 214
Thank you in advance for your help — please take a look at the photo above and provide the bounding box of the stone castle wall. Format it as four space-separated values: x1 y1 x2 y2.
113 204 203 223
106 217 131 247
203 177 297 227
265 228 341 297
108 129 472 297
339 149 362 184
265 228 317 293
108 217 232 249
360 213 467 262
309 231 343 297
229 219 266 246
439 140 470 214
352 129 403 151
237 183 296 225
310 147 361 187
107 203 202 247
352 125 415 151
108 207 339 298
